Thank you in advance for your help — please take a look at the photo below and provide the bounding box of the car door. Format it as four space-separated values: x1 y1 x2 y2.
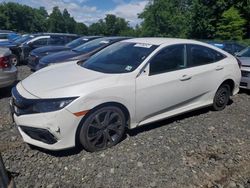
136 44 197 124
185 44 227 105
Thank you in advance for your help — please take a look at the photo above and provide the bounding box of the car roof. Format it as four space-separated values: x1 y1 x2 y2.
123 37 206 46
31 33 79 37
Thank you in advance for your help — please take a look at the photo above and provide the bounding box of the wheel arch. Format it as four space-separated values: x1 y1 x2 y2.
219 79 235 95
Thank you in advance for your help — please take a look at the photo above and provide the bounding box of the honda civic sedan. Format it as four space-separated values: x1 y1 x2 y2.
11 38 241 152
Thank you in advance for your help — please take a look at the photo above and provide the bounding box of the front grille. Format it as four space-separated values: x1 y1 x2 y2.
241 70 249 77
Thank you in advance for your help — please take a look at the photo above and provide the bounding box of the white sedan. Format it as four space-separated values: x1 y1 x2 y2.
11 38 241 152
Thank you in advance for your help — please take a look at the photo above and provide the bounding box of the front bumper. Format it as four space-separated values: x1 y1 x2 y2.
0 66 17 88
240 67 250 90
13 108 82 150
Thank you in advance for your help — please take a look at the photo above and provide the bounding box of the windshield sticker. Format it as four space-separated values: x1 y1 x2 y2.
125 65 133 71
100 40 110 44
83 38 89 41
134 43 152 48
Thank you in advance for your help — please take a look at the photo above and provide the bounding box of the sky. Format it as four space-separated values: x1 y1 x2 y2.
0 0 149 27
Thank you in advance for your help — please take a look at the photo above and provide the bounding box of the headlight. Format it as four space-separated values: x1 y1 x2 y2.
32 97 77 113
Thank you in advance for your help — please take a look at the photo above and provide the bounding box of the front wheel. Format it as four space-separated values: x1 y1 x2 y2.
79 106 126 152
212 84 230 111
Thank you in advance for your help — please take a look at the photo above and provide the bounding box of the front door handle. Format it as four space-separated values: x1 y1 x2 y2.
180 75 192 81
216 66 224 71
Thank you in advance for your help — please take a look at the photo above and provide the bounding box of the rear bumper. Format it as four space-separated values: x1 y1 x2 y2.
240 68 250 90
0 66 17 88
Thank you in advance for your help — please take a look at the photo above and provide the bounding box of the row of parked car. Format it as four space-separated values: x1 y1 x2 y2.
0 31 249 152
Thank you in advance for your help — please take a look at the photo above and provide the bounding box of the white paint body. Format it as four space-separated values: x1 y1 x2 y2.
13 38 241 150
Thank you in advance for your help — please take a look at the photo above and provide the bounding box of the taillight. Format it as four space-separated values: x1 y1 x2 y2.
0 56 11 69
236 57 242 68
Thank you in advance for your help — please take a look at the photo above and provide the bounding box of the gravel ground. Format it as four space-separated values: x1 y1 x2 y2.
0 65 250 188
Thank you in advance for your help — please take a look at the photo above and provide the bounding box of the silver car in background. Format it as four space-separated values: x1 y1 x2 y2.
0 47 17 88
237 47 250 90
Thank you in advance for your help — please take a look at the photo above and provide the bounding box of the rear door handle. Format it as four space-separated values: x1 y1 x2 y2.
216 66 224 71
180 75 192 81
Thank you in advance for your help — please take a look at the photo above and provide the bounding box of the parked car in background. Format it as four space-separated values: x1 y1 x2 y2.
236 47 250 89
0 48 17 88
27 36 101 70
0 30 20 42
9 33 79 65
206 41 246 55
35 36 130 71
11 38 241 152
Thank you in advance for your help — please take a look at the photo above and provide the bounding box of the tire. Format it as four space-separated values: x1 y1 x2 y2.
79 106 126 152
212 84 230 111
10 54 19 66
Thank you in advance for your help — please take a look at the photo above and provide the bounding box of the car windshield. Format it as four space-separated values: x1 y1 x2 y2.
82 42 158 73
73 38 111 53
66 37 91 48
14 35 33 44
237 47 250 57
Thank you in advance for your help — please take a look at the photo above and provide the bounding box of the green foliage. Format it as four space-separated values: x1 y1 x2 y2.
216 7 246 40
0 1 250 40
139 0 192 37
88 14 133 36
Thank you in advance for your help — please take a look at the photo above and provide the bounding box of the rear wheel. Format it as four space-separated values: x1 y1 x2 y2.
212 84 230 111
79 106 126 152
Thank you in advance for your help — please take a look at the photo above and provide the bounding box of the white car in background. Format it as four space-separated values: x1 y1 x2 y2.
236 47 250 89
11 38 241 152
0 48 17 88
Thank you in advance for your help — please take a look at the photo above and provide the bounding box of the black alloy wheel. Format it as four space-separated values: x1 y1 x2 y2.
79 106 126 152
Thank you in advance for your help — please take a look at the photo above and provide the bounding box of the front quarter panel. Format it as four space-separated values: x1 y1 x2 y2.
65 73 137 128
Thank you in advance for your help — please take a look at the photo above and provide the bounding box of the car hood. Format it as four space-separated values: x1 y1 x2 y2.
21 62 119 98
32 45 70 54
238 57 250 66
40 50 81 64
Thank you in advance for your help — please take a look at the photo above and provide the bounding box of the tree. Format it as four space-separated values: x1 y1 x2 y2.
47 7 65 32
88 14 132 36
139 0 192 37
216 6 246 40
75 23 88 35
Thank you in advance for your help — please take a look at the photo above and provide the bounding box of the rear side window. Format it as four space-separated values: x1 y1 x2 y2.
0 34 8 39
150 44 185 75
49 36 66 45
32 38 48 46
187 44 225 67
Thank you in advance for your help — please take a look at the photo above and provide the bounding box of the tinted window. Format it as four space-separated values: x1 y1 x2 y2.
237 47 250 57
150 45 185 75
187 44 225 67
0 34 8 39
83 42 157 74
32 38 48 46
49 36 66 45
73 38 111 53
66 37 90 48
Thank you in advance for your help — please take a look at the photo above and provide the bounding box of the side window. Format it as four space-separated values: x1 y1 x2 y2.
32 38 48 46
150 45 185 75
187 44 225 67
49 36 66 45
